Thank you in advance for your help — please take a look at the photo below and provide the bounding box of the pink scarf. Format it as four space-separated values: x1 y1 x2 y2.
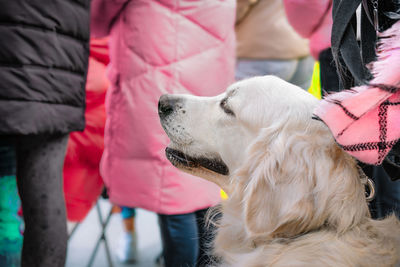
314 21 400 165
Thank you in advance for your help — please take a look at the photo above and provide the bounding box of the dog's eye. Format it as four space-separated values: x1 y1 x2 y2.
220 98 235 116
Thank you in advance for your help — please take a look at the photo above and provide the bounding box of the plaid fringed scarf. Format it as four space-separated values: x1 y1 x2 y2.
314 21 400 165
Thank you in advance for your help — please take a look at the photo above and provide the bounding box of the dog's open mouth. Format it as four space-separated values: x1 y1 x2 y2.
165 147 229 175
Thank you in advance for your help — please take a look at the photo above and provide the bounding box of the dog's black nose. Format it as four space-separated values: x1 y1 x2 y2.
158 94 175 118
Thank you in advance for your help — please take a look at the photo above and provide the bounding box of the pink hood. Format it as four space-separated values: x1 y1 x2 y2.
91 0 236 214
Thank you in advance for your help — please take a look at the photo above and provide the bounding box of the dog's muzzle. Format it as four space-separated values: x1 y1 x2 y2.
158 95 230 176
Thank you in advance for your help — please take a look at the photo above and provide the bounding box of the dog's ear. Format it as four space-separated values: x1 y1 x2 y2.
239 126 318 238
239 123 368 239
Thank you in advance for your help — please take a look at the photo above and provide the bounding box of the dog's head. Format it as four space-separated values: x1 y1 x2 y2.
158 76 315 186
159 75 369 238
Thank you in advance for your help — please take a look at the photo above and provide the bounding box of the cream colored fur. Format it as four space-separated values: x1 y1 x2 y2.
159 76 400 267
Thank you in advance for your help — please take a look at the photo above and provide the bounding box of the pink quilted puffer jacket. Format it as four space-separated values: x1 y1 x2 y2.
91 0 236 214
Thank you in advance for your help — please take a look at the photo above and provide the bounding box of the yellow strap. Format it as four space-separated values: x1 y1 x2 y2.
307 61 322 100
220 189 228 200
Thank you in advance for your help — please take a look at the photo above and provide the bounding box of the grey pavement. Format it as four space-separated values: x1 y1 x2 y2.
66 199 162 267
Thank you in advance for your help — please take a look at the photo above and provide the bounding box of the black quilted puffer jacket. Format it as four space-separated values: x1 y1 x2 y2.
0 0 90 135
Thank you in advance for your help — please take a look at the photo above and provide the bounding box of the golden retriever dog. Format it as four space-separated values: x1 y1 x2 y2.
158 76 400 267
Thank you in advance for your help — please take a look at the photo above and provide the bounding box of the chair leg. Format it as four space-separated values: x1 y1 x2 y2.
68 222 80 241
87 200 114 267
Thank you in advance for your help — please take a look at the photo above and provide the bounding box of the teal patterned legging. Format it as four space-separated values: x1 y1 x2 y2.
0 174 23 267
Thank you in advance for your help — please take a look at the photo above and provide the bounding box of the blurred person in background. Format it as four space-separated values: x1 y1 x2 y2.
0 0 91 266
90 1 236 266
329 0 400 218
284 0 400 218
235 0 314 89
63 37 109 224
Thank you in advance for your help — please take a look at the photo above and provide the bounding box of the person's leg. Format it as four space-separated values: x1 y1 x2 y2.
158 212 198 267
16 134 69 267
121 206 136 232
117 206 137 262
288 55 315 90
0 143 23 267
